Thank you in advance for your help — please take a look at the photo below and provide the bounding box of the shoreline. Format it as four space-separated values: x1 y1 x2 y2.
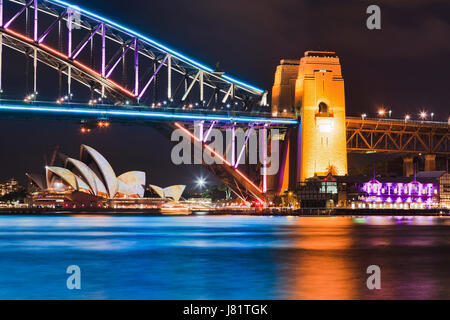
0 207 449 217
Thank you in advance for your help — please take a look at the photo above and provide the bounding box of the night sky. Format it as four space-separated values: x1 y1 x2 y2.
0 0 449 187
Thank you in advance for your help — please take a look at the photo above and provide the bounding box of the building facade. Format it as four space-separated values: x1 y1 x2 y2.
295 172 450 209
0 178 21 197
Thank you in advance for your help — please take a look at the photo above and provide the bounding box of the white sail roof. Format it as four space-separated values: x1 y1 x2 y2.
118 171 146 198
164 185 186 202
75 176 92 193
31 145 153 200
150 185 186 202
46 166 78 190
66 158 108 196
46 166 93 194
150 185 165 199
80 145 118 198
116 179 139 197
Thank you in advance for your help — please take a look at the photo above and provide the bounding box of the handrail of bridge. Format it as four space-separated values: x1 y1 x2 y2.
346 116 450 127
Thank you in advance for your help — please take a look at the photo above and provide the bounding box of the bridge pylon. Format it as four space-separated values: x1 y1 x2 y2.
272 51 348 189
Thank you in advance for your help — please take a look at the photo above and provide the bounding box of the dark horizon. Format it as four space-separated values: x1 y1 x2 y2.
0 0 449 187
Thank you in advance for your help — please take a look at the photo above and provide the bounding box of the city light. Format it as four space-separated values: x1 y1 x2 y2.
196 177 206 189
361 114 367 120
97 120 110 128
405 114 411 122
378 108 386 117
80 127 91 134
23 93 36 103
420 111 427 120
56 96 70 104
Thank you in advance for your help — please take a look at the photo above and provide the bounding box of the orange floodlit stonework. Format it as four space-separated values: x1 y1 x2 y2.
272 51 348 182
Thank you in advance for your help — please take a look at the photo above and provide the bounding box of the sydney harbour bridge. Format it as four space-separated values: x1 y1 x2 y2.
0 0 448 203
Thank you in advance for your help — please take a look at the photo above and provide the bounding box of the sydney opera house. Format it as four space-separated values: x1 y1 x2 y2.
26 145 185 208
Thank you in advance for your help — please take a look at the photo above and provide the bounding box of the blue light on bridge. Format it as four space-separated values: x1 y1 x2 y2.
0 104 299 125
47 0 265 94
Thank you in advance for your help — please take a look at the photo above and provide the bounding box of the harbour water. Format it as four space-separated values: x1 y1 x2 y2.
0 214 449 300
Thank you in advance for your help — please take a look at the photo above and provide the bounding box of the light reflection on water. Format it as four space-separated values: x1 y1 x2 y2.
0 215 449 299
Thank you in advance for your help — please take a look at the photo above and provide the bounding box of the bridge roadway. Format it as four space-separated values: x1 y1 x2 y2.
0 100 298 126
1 101 448 156
346 116 450 155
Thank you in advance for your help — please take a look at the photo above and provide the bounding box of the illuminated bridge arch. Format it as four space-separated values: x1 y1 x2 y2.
0 0 267 108
0 0 293 203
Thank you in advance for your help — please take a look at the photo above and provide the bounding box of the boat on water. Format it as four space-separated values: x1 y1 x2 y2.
160 202 191 215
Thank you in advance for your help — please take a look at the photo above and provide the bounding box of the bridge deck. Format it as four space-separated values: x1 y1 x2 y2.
346 116 450 155
0 100 298 126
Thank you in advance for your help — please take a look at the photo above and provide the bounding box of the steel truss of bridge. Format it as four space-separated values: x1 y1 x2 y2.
0 0 268 110
346 117 450 155
0 0 297 203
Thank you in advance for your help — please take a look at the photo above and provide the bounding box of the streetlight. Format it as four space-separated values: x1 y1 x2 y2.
420 111 427 120
431 112 434 121
361 113 367 120
405 114 410 122
388 110 392 118
378 108 386 117
196 177 206 189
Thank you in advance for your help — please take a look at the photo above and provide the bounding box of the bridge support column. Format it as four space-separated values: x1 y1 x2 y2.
272 52 348 181
403 156 414 177
425 154 437 172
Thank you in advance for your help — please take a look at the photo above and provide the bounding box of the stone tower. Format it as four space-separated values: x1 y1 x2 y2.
272 51 348 183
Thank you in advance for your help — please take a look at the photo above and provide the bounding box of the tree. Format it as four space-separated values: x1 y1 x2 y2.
0 189 28 203
202 184 231 201
326 164 338 176
273 195 283 207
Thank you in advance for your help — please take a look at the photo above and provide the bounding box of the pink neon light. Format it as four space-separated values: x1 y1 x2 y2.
4 28 136 98
174 123 263 194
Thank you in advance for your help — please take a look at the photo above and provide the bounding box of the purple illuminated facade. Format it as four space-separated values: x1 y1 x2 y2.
361 178 438 209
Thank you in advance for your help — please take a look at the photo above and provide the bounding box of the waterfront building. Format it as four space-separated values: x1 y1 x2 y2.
295 172 450 209
0 178 22 197
360 177 438 209
417 171 450 209
359 171 450 209
296 176 340 208
26 145 186 208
